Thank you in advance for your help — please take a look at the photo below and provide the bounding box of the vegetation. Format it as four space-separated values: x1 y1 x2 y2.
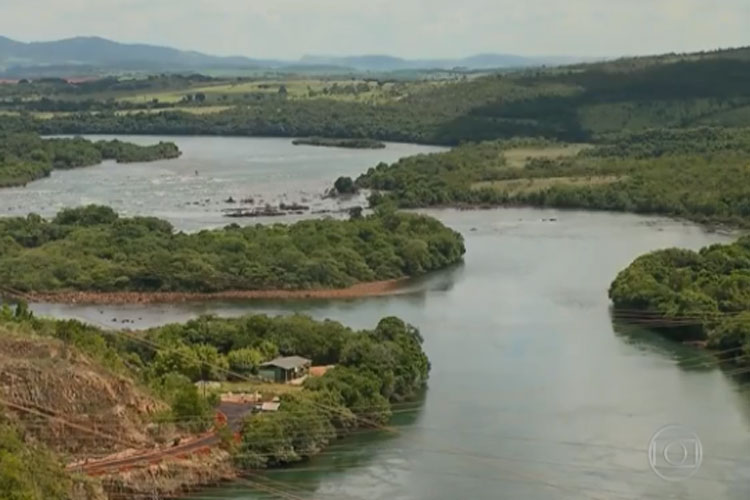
358 128 750 226
142 312 430 466
609 237 750 365
292 137 386 149
0 133 180 187
0 415 71 500
0 205 464 293
3 48 750 145
333 176 357 195
140 313 429 468
0 301 430 476
0 305 219 497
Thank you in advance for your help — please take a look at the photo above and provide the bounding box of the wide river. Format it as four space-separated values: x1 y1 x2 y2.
8 136 750 499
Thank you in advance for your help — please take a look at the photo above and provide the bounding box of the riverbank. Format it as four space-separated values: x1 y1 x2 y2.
292 137 386 149
22 279 408 304
98 449 235 499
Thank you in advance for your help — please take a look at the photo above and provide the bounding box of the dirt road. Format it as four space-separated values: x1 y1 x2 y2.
70 402 253 476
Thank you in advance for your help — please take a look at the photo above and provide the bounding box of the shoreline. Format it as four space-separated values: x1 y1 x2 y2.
398 201 748 232
23 279 408 305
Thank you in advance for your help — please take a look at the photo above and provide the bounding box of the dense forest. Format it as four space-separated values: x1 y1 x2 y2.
357 128 750 226
3 51 750 144
0 205 465 293
609 237 750 365
0 133 180 187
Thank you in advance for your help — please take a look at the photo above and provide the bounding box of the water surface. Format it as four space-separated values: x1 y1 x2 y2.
1 135 444 231
30 207 750 500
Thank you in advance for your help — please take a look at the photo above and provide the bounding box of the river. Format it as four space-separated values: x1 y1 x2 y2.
1 135 444 231
9 137 750 499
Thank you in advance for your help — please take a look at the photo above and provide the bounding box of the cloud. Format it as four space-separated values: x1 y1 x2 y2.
0 0 747 59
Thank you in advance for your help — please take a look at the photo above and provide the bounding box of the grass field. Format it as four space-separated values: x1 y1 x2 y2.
472 175 622 195
0 110 74 119
115 105 234 115
116 78 443 104
502 143 592 168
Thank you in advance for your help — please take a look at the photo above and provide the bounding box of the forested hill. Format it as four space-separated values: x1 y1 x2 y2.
2 45 750 144
0 205 465 294
0 133 180 187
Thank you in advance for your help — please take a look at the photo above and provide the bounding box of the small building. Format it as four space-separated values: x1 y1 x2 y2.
258 356 312 383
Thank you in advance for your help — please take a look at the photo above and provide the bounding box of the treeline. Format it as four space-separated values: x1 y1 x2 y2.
0 205 465 293
0 73 213 98
609 237 750 365
358 128 750 226
292 137 386 149
0 133 180 187
27 102 442 143
139 314 429 467
2 96 175 112
5 55 750 144
588 127 750 158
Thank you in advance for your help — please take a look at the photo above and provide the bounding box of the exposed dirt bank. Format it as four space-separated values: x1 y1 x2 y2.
0 333 165 459
100 449 235 500
24 279 408 305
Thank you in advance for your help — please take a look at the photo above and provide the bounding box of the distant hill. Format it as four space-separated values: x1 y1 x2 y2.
0 35 587 77
298 53 587 71
0 36 283 75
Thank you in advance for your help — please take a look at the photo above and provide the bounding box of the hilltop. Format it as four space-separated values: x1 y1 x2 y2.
0 35 281 75
0 35 588 77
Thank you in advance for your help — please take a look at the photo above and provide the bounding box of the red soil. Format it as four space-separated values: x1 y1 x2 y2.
26 279 407 305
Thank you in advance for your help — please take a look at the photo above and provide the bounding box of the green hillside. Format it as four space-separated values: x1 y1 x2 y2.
2 45 750 144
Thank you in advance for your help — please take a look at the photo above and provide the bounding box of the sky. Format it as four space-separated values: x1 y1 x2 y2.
1 0 748 60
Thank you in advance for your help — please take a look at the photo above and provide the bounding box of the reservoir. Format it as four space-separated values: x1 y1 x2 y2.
9 136 750 500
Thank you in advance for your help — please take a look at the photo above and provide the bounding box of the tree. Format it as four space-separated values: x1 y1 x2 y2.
334 176 356 195
152 345 201 381
0 421 71 500
170 381 215 432
193 344 229 382
348 206 364 219
227 348 264 377
13 300 32 321
708 313 750 351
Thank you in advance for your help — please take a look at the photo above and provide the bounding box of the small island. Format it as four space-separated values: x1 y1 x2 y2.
0 133 181 188
0 204 465 302
292 137 386 149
